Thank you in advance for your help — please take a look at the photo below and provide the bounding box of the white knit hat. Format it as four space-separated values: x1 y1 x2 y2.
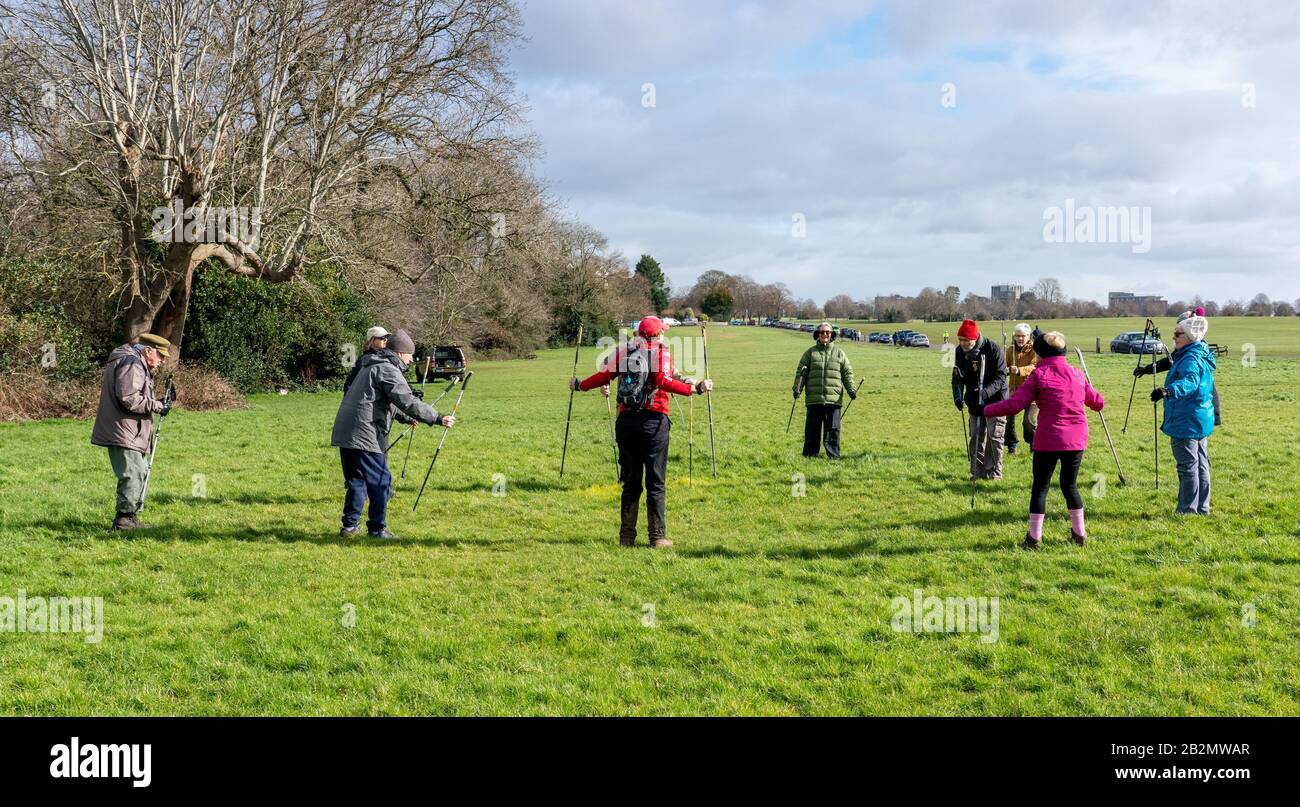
1178 315 1209 342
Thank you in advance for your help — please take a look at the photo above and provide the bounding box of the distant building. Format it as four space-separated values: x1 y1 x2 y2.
1108 292 1167 309
991 284 1023 303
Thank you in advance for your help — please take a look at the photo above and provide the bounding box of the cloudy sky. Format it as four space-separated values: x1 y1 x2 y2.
509 0 1300 306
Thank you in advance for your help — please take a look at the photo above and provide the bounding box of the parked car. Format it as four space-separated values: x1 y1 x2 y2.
909 333 931 348
1110 331 1166 354
877 333 893 345
681 317 699 326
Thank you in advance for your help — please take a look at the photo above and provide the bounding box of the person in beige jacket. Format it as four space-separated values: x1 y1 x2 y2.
90 334 173 529
1005 323 1039 455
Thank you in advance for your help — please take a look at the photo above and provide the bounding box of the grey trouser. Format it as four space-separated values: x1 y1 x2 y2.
1171 437 1211 515
108 445 148 514
968 414 1006 479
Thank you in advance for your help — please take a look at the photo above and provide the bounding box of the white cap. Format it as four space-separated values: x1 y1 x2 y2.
1178 315 1208 342
365 326 391 342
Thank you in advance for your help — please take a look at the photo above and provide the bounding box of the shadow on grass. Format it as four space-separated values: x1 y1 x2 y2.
149 491 333 506
678 533 1015 560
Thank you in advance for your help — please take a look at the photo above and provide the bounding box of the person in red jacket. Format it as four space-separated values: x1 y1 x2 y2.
570 316 714 548
981 330 1104 550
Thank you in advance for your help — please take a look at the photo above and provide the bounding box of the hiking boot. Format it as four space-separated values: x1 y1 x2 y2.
1006 444 1018 455
1069 530 1087 546
1020 534 1041 551
339 525 360 538
649 537 674 549
368 530 400 540
619 499 639 548
112 512 137 530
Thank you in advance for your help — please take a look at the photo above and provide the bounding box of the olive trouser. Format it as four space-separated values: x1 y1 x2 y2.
108 445 148 514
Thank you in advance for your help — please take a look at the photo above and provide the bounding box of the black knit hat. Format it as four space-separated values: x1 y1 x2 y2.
1032 327 1065 358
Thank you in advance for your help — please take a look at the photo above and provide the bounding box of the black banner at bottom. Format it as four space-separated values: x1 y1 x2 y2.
0 717 1286 794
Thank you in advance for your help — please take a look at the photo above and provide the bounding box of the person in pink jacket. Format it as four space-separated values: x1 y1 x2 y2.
980 330 1104 549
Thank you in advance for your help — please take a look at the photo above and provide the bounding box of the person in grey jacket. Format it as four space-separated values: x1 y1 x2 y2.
330 329 453 539
90 333 174 530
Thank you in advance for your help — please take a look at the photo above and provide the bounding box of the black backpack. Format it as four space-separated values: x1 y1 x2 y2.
617 345 658 409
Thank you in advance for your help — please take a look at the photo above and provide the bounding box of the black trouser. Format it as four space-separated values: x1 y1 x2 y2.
1030 450 1084 514
615 410 670 541
803 403 841 458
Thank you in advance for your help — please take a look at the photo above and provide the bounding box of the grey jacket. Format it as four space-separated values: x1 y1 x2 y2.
331 349 441 453
91 344 163 453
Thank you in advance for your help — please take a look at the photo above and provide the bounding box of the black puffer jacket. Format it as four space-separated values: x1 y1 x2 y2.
951 336 1008 407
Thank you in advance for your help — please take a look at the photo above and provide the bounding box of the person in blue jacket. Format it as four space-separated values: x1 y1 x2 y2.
1150 314 1216 515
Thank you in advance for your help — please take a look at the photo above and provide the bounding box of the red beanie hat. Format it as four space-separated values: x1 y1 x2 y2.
957 319 980 340
637 315 665 337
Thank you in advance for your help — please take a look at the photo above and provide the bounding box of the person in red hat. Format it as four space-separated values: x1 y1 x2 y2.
950 319 1009 480
570 316 714 548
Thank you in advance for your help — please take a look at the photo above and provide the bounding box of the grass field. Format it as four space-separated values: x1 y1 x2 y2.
1 323 1298 715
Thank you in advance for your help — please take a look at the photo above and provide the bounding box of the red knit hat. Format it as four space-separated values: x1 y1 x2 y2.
957 319 980 340
637 316 665 337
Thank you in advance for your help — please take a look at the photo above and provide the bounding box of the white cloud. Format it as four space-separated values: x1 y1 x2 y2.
511 0 1300 304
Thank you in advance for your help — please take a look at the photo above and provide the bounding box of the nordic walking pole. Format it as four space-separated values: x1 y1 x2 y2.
1153 345 1161 490
1075 347 1126 486
971 354 985 510
1122 318 1155 433
400 356 432 479
701 326 717 479
413 371 473 511
786 366 807 434
688 394 694 487
605 385 618 483
840 379 866 420
559 324 583 479
136 378 174 513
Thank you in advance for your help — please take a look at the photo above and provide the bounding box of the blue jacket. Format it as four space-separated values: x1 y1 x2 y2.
1161 341 1216 440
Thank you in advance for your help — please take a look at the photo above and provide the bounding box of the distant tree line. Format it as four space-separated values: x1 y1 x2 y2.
668 272 1298 322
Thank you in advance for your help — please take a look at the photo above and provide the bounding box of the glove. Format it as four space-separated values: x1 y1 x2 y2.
793 389 800 400
412 389 425 399
970 402 984 418
848 390 857 401
1150 387 1167 402
158 398 172 417
1133 364 1154 377
695 379 713 394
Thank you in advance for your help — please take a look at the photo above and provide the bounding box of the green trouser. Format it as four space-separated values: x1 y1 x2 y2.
108 446 148 515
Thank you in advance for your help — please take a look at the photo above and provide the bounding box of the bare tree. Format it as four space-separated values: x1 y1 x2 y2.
0 0 524 350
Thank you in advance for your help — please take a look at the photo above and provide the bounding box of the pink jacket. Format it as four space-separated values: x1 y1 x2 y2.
983 355 1103 451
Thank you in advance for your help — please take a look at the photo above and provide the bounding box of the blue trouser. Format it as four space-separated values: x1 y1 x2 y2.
340 448 391 532
1170 437 1211 515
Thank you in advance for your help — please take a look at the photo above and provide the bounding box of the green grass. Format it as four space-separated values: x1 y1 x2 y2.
1 324 1298 715
819 316 1300 357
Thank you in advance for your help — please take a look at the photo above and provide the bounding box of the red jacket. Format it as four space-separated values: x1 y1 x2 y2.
579 341 695 415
